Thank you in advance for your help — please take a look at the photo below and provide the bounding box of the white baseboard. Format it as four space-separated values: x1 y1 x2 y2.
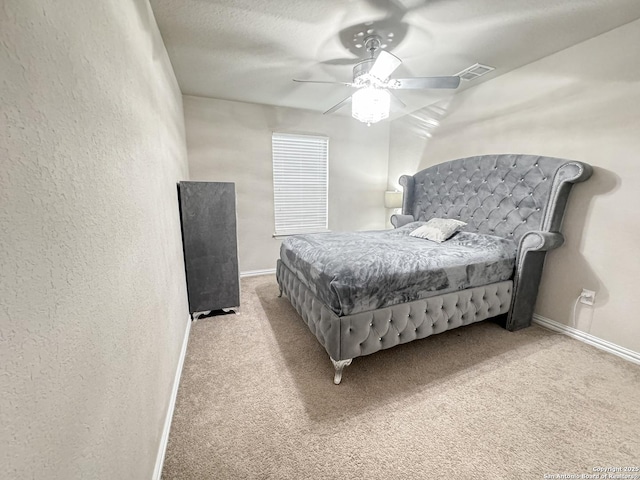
152 315 191 480
240 268 276 278
533 314 640 366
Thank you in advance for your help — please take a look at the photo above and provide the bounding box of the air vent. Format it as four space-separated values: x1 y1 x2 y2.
455 63 495 81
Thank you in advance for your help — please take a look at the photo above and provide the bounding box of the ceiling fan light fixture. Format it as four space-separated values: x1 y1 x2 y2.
297 33 461 123
352 87 390 126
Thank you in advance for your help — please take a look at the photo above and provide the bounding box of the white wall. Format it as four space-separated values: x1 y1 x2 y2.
184 95 390 273
388 19 640 353
0 1 189 478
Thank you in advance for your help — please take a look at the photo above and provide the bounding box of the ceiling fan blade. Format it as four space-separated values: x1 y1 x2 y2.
368 50 402 81
293 79 354 87
389 76 461 89
320 58 361 66
324 96 352 115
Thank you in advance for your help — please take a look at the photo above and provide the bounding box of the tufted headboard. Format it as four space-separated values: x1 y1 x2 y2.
396 154 592 244
392 154 592 331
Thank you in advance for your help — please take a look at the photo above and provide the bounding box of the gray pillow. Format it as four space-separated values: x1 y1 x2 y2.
409 218 467 243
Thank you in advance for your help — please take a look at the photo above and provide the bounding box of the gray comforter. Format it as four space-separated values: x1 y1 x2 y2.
280 222 517 316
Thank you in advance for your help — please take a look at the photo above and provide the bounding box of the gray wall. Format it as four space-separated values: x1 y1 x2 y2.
184 95 390 273
0 0 189 477
388 19 640 354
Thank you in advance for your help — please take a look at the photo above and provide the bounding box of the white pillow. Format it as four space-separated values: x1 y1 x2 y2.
409 218 467 243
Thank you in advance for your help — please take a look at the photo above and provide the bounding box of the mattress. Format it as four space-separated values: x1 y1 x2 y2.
279 222 517 316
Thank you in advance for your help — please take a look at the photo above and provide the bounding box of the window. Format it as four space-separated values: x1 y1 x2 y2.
272 133 328 236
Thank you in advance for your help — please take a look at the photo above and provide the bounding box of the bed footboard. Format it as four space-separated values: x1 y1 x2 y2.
277 260 513 384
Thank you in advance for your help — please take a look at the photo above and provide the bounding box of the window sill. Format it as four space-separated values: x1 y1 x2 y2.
273 230 331 239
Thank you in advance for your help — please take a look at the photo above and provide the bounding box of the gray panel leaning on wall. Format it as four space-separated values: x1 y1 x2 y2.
178 182 240 317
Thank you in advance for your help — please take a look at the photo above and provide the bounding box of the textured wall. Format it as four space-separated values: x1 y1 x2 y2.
0 0 189 478
183 95 390 273
388 19 640 353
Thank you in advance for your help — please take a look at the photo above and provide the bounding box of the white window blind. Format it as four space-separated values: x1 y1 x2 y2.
272 133 329 235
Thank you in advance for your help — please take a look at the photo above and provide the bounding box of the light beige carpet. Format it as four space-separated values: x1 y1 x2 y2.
162 275 640 480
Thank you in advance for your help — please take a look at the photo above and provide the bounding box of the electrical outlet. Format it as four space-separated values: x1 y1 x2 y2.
580 288 596 306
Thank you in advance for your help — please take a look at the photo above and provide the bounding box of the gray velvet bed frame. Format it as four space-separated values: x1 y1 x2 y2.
276 154 592 384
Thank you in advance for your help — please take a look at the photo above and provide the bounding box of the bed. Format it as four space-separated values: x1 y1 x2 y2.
276 154 592 384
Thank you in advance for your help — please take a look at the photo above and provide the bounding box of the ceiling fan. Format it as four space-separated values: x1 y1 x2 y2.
294 35 460 125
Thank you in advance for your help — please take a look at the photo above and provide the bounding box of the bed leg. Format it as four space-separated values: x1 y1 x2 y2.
277 287 283 298
330 358 352 385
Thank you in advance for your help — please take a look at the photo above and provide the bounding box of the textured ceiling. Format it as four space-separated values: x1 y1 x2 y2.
150 0 640 119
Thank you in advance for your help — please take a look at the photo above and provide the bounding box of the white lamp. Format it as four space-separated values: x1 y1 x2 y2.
384 190 402 209
352 87 390 126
